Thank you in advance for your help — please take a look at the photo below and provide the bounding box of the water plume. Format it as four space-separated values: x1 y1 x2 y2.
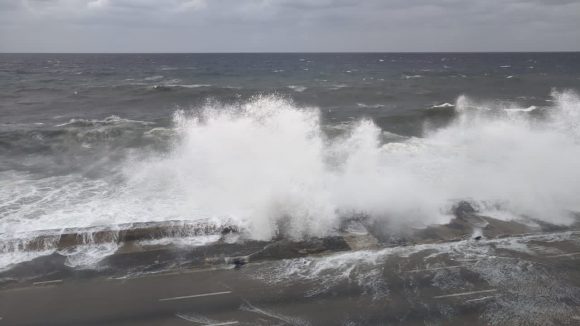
124 91 580 239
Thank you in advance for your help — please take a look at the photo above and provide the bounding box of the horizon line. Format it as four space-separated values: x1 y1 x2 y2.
1 51 580 55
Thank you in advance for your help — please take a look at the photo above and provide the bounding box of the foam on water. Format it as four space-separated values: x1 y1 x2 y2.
430 102 455 109
0 248 56 273
2 91 580 251
288 85 307 92
253 231 580 324
59 242 118 269
55 115 153 128
137 234 221 248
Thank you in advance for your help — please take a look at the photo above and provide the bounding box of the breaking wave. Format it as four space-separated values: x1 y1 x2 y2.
125 91 580 239
2 91 580 246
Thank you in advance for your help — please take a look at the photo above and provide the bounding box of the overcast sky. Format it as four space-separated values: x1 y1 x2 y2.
1 0 579 52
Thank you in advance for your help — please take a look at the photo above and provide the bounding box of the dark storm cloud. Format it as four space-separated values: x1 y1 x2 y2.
0 0 579 52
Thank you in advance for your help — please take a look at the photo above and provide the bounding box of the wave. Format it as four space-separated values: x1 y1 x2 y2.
326 84 348 90
504 106 537 113
402 75 423 79
429 102 455 109
288 85 307 92
140 91 580 237
144 75 164 81
2 91 580 263
0 116 170 178
1 115 162 157
152 84 212 90
55 115 153 128
356 103 385 109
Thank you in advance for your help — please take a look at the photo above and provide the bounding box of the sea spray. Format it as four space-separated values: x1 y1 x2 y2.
2 92 580 247
124 91 580 239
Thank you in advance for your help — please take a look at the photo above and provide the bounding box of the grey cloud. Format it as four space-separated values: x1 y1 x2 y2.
0 0 579 52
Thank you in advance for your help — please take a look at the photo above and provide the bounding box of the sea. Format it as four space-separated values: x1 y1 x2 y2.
1 52 580 269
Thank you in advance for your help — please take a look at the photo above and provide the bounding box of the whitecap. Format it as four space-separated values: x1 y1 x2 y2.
504 106 537 113
55 115 153 127
153 84 211 89
144 75 164 81
356 103 385 109
430 102 456 109
327 84 348 90
288 85 307 92
170 84 212 88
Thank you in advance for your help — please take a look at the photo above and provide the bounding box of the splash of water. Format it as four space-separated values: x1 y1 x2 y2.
124 91 580 239
2 91 580 244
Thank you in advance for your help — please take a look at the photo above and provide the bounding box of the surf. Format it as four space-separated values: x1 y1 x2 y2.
2 90 580 270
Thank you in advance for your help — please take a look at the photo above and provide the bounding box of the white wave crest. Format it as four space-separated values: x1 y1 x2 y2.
430 102 455 109
3 91 580 246
288 85 307 92
55 115 153 127
124 91 580 239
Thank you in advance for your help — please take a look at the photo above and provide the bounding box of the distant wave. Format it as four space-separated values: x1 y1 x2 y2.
152 84 212 90
144 75 164 81
287 85 307 92
55 115 153 128
504 106 537 113
429 102 455 109
0 116 166 171
327 84 348 90
356 103 385 109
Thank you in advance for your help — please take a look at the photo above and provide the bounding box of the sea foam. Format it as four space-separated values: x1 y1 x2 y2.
2 91 580 245
123 91 580 239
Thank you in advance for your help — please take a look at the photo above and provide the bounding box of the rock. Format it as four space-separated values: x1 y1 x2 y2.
232 257 247 268
453 201 478 219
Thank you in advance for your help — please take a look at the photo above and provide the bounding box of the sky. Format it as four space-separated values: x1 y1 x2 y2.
1 0 579 52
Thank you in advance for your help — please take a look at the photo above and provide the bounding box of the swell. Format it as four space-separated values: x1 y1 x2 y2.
0 116 173 174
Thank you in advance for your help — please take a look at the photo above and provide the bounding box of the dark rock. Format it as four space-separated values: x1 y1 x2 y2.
453 201 477 219
221 226 238 235
231 257 247 269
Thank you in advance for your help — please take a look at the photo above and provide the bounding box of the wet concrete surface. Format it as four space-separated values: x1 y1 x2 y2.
2 213 580 325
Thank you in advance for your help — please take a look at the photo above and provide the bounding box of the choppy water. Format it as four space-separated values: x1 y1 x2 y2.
1 53 580 268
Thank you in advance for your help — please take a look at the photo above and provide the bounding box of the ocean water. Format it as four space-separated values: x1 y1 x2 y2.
1 53 580 267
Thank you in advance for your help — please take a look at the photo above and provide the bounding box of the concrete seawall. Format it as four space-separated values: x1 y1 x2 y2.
1 220 238 253
2 202 579 273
